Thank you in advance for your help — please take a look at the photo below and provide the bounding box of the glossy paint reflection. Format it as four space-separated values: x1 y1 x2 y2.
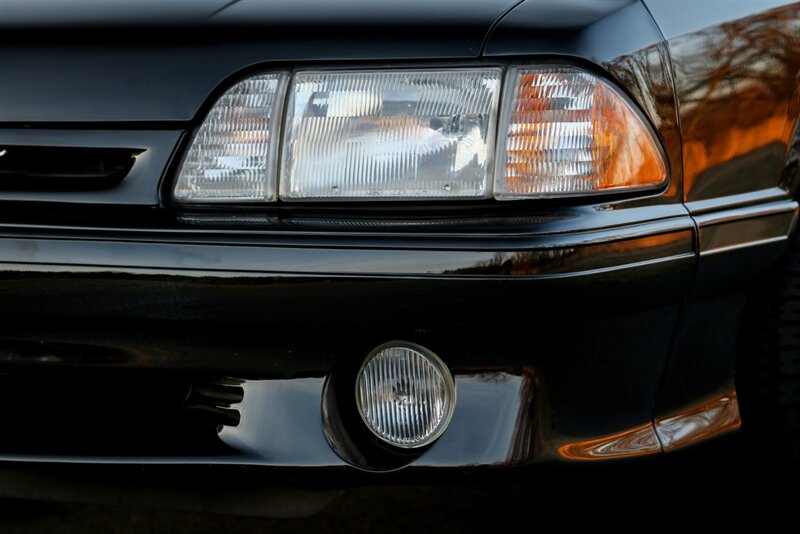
604 35 683 205
0 221 693 279
654 392 741 451
696 200 798 255
442 230 692 276
555 392 742 460
220 378 342 466
417 372 539 468
556 423 661 461
660 3 800 204
226 372 539 469
0 371 742 467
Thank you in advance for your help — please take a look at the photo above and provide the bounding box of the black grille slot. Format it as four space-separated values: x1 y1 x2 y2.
0 371 243 456
0 145 142 191
184 379 244 428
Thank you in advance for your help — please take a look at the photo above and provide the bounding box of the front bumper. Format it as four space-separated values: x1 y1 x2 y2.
0 197 792 472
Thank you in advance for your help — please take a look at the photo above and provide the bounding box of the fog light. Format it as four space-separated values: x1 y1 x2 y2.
356 342 456 448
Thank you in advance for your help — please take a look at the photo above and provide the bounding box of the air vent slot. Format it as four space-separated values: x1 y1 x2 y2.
0 371 242 456
0 145 142 191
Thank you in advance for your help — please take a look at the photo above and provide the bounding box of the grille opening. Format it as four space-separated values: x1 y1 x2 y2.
0 145 142 191
0 372 243 456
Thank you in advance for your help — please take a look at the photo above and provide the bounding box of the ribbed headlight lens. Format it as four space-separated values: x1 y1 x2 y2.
494 66 668 199
173 73 288 202
279 69 502 201
356 342 456 449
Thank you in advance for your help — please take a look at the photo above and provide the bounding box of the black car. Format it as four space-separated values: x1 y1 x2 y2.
0 0 798 516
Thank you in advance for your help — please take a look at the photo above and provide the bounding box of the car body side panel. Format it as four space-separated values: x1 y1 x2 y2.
645 0 800 208
637 0 800 419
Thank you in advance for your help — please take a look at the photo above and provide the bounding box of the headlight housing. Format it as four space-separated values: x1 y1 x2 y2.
172 65 667 204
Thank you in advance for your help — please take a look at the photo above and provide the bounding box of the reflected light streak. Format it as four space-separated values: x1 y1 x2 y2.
557 391 742 460
557 423 661 460
655 391 741 452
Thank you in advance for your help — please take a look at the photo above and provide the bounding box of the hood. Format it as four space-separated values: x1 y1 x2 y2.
0 0 522 122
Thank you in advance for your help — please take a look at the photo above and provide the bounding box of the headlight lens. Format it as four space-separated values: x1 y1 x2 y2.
173 73 288 202
494 66 668 199
279 69 502 201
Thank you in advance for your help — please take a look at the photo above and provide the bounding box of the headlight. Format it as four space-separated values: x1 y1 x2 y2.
494 66 668 199
172 65 667 203
280 69 502 201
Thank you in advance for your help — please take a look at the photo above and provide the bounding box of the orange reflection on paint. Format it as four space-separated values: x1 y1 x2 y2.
668 4 800 199
508 230 688 275
557 423 662 461
606 231 686 253
683 115 792 188
444 229 691 276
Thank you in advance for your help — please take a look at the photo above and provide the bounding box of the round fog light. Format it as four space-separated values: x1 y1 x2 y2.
356 342 456 449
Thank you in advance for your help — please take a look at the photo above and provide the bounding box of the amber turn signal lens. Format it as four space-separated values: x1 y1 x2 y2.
495 67 668 199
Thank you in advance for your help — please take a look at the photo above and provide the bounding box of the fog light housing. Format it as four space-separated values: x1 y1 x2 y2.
356 342 456 449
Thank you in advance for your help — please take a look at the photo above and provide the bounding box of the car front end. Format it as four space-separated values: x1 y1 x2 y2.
0 0 798 515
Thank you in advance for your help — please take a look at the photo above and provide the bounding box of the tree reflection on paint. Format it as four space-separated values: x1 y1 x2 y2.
667 4 800 200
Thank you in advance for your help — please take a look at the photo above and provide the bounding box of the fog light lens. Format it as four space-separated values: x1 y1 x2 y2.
356 342 455 448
